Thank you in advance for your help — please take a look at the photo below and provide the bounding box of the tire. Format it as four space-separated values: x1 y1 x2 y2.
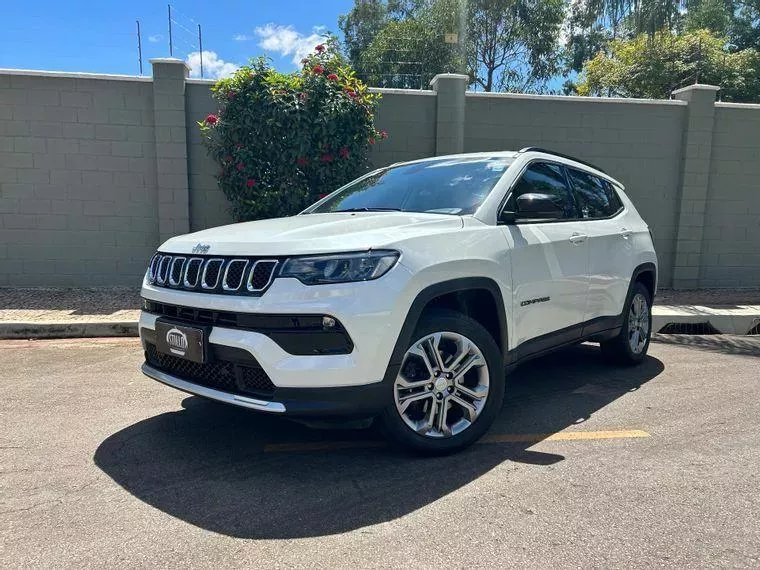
600 282 652 365
379 309 505 455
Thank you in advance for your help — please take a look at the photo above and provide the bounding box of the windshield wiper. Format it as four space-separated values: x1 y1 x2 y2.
335 207 402 212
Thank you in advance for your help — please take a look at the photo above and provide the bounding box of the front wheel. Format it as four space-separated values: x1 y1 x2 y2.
379 309 505 455
601 282 652 365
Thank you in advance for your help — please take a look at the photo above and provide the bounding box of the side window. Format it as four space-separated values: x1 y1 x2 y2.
507 162 576 219
566 168 622 219
603 181 624 214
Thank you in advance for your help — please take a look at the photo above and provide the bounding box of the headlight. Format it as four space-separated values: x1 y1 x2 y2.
279 250 399 285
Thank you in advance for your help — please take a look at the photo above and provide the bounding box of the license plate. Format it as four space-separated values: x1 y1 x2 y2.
155 320 207 363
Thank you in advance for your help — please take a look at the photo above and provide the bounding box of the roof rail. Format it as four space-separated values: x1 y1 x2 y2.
518 147 606 174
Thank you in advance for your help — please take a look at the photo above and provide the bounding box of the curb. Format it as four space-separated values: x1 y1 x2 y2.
0 321 139 340
652 305 760 335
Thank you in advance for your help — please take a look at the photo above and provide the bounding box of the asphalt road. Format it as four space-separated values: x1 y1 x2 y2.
1 335 759 568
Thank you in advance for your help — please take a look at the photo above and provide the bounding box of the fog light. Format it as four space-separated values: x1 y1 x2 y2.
322 316 336 328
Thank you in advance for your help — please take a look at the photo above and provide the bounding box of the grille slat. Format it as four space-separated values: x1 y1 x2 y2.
157 256 171 285
148 254 279 296
145 343 275 398
169 257 186 286
223 259 249 291
184 258 203 288
201 259 224 290
148 253 161 282
248 260 279 292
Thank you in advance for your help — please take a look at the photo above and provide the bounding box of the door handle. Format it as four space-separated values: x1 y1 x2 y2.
569 232 587 245
620 227 633 239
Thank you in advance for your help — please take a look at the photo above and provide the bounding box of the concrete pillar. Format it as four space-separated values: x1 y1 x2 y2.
430 73 468 155
671 84 720 289
150 58 190 243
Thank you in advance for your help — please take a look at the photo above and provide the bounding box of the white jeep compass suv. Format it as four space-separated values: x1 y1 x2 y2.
140 147 657 454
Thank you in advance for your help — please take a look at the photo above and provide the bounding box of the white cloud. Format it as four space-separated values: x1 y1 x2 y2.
254 23 327 64
232 33 250 41
185 51 240 79
148 34 163 43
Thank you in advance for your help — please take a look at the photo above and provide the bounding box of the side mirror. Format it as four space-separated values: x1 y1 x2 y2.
514 193 565 220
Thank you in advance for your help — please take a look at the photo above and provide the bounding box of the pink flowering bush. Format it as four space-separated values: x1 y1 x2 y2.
199 39 385 221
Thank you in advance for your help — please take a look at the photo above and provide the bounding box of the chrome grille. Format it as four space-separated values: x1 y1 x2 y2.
147 254 279 296
248 260 279 292
223 259 249 291
201 259 224 290
184 258 203 287
169 257 185 286
157 256 171 285
148 254 161 282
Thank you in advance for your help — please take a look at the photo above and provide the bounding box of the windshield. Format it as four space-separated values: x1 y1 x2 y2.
307 156 513 215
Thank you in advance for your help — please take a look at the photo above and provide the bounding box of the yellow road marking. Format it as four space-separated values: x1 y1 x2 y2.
480 429 650 444
263 429 650 453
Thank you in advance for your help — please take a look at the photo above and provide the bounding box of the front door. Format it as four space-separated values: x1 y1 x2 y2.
499 162 590 353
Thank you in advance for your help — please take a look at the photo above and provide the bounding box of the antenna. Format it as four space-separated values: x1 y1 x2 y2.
168 4 173 57
198 24 203 78
136 20 143 75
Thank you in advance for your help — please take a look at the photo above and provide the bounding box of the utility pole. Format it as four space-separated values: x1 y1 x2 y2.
136 20 143 75
168 4 173 57
198 24 203 78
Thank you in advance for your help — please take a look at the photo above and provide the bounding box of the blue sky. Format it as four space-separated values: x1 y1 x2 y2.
2 0 354 77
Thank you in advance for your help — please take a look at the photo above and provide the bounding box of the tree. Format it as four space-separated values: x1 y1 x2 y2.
576 28 760 101
339 0 430 85
729 0 760 50
199 41 385 221
466 0 566 92
565 0 685 74
356 0 465 88
339 0 565 92
359 19 462 88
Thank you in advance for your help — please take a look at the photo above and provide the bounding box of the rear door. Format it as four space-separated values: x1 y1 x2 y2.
499 162 590 352
564 167 633 324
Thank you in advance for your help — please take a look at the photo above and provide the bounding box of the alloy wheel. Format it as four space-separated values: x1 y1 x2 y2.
628 292 650 355
394 331 489 438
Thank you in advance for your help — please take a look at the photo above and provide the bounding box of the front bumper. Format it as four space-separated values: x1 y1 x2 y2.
139 265 414 416
141 362 389 417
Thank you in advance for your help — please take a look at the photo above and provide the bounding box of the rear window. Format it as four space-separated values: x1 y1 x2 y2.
566 168 623 218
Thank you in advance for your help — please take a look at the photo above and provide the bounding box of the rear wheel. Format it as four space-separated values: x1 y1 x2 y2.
601 282 652 365
379 309 505 455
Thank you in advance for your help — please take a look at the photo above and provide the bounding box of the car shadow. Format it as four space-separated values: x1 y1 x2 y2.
652 333 760 357
94 343 664 539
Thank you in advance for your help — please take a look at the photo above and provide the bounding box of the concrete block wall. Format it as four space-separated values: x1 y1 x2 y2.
0 71 158 286
702 103 760 287
2 64 760 288
368 88 437 166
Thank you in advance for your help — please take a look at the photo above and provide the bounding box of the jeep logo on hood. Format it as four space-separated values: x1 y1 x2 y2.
192 243 211 254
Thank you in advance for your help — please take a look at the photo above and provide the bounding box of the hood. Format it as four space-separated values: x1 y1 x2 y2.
160 212 464 256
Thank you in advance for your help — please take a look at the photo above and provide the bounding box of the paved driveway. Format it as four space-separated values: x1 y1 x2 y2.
1 336 759 568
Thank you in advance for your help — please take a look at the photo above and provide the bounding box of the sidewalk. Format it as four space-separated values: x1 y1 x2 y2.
1 287 759 339
0 287 140 339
